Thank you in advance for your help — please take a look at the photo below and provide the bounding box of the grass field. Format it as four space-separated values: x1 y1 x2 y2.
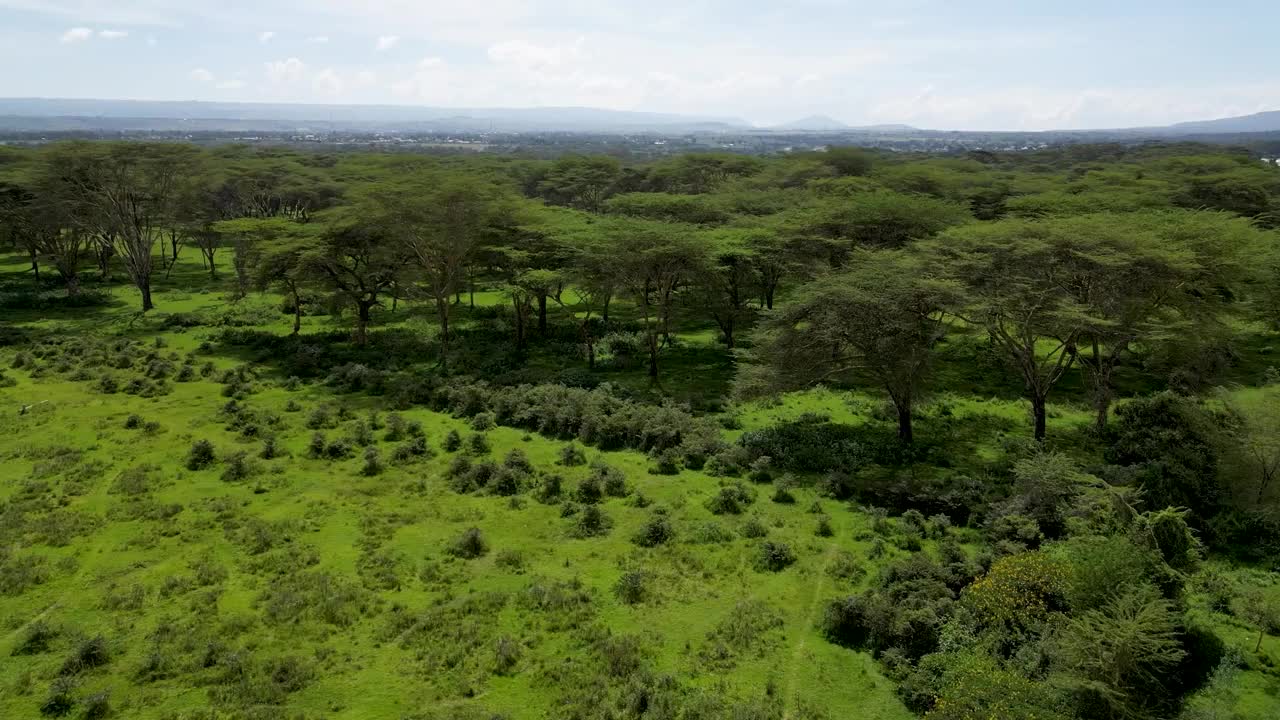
2 251 1278 719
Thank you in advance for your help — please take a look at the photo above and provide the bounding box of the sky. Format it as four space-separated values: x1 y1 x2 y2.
0 0 1277 131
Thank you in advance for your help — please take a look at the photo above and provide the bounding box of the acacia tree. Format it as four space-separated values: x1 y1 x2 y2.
1055 212 1252 429
693 232 757 349
0 182 42 284
372 175 513 369
599 218 703 380
746 250 960 443
922 219 1099 441
67 143 199 311
304 222 409 345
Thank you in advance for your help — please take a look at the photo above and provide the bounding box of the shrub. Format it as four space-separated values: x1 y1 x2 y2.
467 433 490 455
220 452 252 482
827 551 865 581
962 551 1066 633
447 528 489 559
741 516 769 538
494 549 526 573
349 419 374 447
575 476 603 505
59 635 109 676
324 438 354 460
536 474 563 504
572 506 612 538
443 429 462 452
471 411 496 431
361 447 383 476
12 620 57 656
558 443 587 466
707 483 755 515
689 521 735 544
81 690 110 720
384 412 408 441
185 440 216 471
818 471 856 500
307 432 326 459
815 516 834 537
648 448 681 475
633 513 675 547
391 437 432 464
123 414 144 430
503 449 535 474
260 435 282 460
592 461 629 497
754 541 797 572
748 456 773 484
1103 392 1223 519
614 570 648 605
40 677 77 717
493 636 521 675
305 406 333 430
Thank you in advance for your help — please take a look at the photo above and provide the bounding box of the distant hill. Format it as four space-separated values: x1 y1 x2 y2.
773 115 849 131
1165 110 1280 134
0 98 750 134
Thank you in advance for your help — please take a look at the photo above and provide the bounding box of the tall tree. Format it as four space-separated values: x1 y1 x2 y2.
304 221 409 345
64 143 200 311
922 219 1100 441
745 250 960 442
1056 211 1253 429
595 218 703 380
372 175 514 369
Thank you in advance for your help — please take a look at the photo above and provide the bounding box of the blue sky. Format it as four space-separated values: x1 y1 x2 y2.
1 0 1277 130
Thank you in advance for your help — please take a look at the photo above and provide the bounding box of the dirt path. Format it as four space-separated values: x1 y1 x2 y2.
782 543 838 720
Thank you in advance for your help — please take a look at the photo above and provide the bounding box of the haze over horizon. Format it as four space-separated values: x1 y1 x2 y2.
1 0 1278 132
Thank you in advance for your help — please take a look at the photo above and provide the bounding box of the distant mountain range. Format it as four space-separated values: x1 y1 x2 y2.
0 98 747 133
0 98 1278 137
1164 110 1280 134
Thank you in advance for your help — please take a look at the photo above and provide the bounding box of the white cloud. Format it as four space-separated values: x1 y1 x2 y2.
98 29 128 39
265 57 308 84
307 35 330 44
374 35 399 51
312 68 344 94
216 79 245 90
418 56 443 69
190 68 215 83
59 27 93 44
258 31 276 43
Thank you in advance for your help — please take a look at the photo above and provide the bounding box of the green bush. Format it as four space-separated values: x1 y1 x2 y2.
185 440 216 471
754 541 797 572
707 483 755 515
447 528 489 559
633 513 675 547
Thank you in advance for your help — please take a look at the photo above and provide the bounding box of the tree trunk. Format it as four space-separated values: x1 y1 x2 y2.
354 301 372 345
602 294 611 323
140 282 154 312
291 288 302 336
538 293 548 335
895 397 913 444
64 273 80 297
587 336 595 370
765 284 775 310
647 331 659 380
1032 394 1047 442
722 318 735 349
436 298 451 371
1257 629 1265 653
28 250 39 283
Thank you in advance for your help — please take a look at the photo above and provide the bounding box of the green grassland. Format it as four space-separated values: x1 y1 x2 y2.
2 245 1279 720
